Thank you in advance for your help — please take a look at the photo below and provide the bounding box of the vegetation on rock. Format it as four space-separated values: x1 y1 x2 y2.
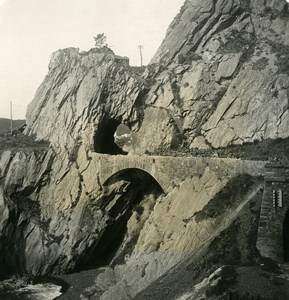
93 33 107 48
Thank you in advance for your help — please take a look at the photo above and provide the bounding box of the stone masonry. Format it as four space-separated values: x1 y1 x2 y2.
257 165 289 262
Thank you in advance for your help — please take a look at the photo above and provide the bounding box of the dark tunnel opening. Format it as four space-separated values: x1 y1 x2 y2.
283 209 289 262
93 118 132 155
75 168 163 271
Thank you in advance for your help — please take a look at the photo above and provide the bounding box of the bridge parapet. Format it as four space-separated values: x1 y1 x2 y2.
93 154 266 192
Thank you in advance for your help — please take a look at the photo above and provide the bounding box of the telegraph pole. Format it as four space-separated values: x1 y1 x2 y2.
137 45 143 66
10 101 13 135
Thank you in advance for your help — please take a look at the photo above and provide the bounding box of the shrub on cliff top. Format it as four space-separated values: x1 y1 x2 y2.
94 33 107 48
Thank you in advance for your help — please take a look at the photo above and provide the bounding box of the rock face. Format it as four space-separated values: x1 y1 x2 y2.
25 47 146 152
25 0 289 153
1 0 289 299
149 0 289 149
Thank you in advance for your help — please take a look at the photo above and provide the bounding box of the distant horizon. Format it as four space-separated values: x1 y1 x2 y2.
0 117 25 121
0 118 26 134
0 0 185 120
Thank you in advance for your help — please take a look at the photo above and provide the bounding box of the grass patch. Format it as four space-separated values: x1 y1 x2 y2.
151 136 289 164
193 174 256 222
266 39 289 74
0 119 25 134
0 133 49 151
252 57 269 71
217 29 254 54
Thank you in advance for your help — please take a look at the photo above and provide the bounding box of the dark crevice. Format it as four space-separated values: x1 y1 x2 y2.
74 168 163 271
0 208 29 277
83 189 141 269
212 8 247 38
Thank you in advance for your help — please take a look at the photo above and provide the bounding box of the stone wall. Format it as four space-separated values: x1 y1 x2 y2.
257 165 289 262
96 153 266 191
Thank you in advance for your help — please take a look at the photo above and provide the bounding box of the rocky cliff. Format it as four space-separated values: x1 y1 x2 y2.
1 0 289 299
149 0 289 149
25 0 289 155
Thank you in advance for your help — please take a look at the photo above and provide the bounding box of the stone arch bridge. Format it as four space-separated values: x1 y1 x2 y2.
95 154 266 192
95 154 289 263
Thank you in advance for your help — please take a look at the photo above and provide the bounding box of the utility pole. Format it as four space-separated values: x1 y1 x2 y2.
137 45 143 66
10 101 13 135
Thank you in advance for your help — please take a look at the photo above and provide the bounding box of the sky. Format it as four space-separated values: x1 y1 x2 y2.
0 0 185 120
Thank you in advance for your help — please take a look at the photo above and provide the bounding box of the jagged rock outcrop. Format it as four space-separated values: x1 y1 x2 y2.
25 47 144 151
24 47 180 155
149 0 289 149
1 0 289 299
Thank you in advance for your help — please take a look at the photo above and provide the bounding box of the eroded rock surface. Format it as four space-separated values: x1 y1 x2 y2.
149 0 289 149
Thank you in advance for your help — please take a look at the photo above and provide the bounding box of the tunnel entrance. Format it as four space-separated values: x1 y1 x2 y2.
75 168 163 270
283 209 289 262
94 118 132 155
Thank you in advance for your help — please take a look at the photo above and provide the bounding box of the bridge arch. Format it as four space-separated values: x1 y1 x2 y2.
100 168 164 221
97 155 170 191
102 167 163 193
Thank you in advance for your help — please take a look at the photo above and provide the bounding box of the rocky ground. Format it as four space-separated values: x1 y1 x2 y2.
55 269 104 300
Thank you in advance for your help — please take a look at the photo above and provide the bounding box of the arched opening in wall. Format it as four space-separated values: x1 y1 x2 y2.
93 118 132 155
75 168 163 271
283 209 289 262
